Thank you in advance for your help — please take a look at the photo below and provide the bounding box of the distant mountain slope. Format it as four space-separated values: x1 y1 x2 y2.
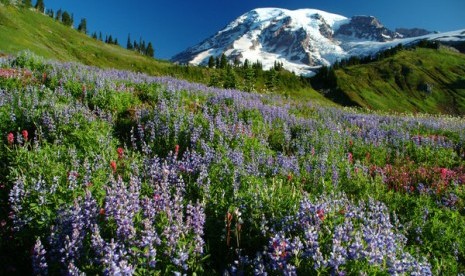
330 47 465 114
172 7 465 76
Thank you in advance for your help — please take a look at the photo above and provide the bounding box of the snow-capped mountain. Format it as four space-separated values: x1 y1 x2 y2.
171 8 465 76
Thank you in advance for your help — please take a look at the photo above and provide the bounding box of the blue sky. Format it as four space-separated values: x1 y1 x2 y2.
44 0 465 59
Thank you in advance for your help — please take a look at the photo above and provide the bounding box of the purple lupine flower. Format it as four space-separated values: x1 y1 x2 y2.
186 202 206 255
268 233 292 270
138 218 160 268
348 232 364 260
329 225 348 271
104 175 138 241
49 191 97 270
100 239 134 276
9 178 27 231
67 261 84 276
32 238 48 276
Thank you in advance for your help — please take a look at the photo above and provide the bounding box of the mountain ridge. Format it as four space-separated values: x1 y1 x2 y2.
172 7 465 75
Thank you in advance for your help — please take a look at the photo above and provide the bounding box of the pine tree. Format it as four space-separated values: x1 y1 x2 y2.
99 32 103 41
209 72 221 87
243 65 255 92
34 0 44 13
265 69 277 92
91 32 97 39
108 35 113 44
146 42 154 57
114 38 118 45
215 57 220 69
208 56 215 68
223 67 236 89
243 59 250 69
77 18 87 34
141 40 146 54
61 11 72 26
46 8 53 18
220 54 227 69
55 9 62 21
126 34 133 50
233 57 241 67
133 40 138 52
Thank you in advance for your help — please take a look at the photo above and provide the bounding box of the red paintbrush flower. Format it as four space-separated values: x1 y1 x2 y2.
117 147 124 159
7 132 14 145
22 130 28 141
110 161 117 173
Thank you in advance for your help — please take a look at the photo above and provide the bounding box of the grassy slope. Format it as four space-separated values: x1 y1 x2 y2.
0 6 167 72
0 4 333 106
335 47 465 114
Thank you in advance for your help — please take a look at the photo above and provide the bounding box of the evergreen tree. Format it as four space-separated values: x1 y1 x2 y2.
220 54 228 69
22 0 31 8
141 40 146 54
61 11 73 26
34 0 44 13
55 9 62 21
77 18 87 34
91 32 97 39
233 57 241 67
45 8 53 18
209 72 221 87
126 34 133 50
243 66 255 92
253 60 263 71
108 35 113 44
265 69 278 92
114 38 118 45
215 57 220 69
146 42 154 57
133 40 138 51
274 61 283 71
243 59 250 69
99 32 103 41
223 67 237 89
208 56 215 68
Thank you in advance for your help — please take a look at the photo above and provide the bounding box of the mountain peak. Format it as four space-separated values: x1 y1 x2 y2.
172 8 465 76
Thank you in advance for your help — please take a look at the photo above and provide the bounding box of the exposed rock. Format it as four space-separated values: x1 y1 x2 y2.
335 16 400 41
395 28 432 38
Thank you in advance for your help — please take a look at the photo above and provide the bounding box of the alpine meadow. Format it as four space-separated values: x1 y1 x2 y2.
1 1 465 275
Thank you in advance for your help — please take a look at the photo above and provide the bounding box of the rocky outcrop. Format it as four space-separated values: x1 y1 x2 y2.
395 28 432 38
335 16 400 41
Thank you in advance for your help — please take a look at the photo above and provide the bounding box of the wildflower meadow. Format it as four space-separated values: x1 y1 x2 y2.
0 51 464 275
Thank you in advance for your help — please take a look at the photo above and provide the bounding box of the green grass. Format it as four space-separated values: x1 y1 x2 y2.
335 47 465 114
0 5 178 75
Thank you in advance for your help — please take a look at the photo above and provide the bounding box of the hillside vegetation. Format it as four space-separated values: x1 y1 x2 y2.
0 4 333 105
326 47 465 114
0 4 191 76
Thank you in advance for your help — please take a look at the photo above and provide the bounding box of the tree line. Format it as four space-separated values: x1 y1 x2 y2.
203 53 298 94
126 34 154 58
